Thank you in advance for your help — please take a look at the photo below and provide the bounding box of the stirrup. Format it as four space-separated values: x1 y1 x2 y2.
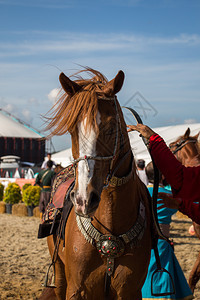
151 267 175 296
42 263 56 288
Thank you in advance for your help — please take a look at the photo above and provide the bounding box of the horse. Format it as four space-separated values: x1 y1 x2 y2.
44 68 152 300
169 127 200 293
54 164 64 174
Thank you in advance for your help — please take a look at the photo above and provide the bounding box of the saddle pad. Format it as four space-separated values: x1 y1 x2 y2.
51 164 75 209
52 177 74 208
42 165 75 223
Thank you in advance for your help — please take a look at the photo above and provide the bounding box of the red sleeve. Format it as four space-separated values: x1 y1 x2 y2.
149 134 184 192
179 201 200 225
149 134 200 224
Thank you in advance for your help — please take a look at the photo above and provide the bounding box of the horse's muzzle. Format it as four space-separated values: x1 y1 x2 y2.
70 189 100 216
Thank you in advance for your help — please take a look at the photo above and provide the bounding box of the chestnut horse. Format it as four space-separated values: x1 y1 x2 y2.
45 69 152 299
54 164 64 174
169 127 200 292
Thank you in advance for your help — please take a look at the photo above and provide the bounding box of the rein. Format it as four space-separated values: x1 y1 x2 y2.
123 106 175 297
123 106 166 240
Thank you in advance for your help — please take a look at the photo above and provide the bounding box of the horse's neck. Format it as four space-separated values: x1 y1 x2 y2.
184 155 200 167
180 146 200 167
93 153 143 235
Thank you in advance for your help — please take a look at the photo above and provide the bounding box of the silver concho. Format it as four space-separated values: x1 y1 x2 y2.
96 235 125 258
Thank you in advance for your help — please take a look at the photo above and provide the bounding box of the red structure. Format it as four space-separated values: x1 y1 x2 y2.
0 110 45 164
0 137 45 164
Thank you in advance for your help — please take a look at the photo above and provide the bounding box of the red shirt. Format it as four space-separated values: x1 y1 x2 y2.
149 134 200 224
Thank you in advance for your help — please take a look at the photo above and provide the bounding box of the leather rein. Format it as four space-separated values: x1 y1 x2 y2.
123 106 175 297
122 106 168 242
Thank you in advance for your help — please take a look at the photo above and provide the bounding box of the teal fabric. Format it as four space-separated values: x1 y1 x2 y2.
142 185 193 299
148 185 177 225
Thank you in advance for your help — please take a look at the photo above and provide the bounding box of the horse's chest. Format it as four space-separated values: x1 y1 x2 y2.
66 234 149 276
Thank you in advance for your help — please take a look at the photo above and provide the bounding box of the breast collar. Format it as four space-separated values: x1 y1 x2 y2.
76 201 146 276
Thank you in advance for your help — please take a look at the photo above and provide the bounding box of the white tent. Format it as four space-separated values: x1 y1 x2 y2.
52 123 200 167
0 110 42 138
52 148 74 167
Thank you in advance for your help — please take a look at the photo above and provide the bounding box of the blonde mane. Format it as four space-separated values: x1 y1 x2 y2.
44 68 109 137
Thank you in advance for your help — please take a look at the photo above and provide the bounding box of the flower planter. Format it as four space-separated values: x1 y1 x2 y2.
5 203 12 214
22 186 41 214
3 183 21 210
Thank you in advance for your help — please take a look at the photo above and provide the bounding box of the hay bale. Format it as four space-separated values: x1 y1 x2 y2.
33 206 40 218
0 201 6 214
176 211 189 219
12 203 28 216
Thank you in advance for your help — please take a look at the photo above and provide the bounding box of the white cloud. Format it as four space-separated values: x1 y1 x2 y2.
28 97 39 105
48 88 60 104
22 109 31 120
0 32 200 58
2 103 15 113
146 34 200 46
184 119 197 124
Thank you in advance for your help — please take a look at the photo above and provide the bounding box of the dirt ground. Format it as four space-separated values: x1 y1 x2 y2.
0 213 200 299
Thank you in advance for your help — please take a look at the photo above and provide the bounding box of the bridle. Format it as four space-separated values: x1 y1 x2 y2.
71 95 131 188
169 138 197 155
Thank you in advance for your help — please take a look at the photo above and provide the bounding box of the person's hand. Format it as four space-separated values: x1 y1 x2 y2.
157 192 182 210
127 124 156 140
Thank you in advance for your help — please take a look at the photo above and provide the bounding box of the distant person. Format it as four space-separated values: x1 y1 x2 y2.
35 160 55 216
41 153 56 170
142 162 193 299
136 159 149 186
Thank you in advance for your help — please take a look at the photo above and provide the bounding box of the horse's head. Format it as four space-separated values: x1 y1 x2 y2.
50 69 130 217
54 164 63 174
169 127 200 165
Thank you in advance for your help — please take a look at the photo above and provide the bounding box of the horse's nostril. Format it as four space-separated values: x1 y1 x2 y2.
89 191 100 209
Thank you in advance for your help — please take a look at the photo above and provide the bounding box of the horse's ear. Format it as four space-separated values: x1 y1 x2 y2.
184 127 190 139
194 131 200 140
103 70 125 97
59 72 81 96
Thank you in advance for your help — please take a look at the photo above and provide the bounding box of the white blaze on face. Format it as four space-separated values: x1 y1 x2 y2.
77 112 101 200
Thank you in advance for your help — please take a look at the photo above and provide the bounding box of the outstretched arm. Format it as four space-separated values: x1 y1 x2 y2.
158 192 200 225
157 192 182 210
127 124 155 139
127 124 184 192
128 124 200 225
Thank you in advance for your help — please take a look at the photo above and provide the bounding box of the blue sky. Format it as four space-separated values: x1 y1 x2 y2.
0 0 200 152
